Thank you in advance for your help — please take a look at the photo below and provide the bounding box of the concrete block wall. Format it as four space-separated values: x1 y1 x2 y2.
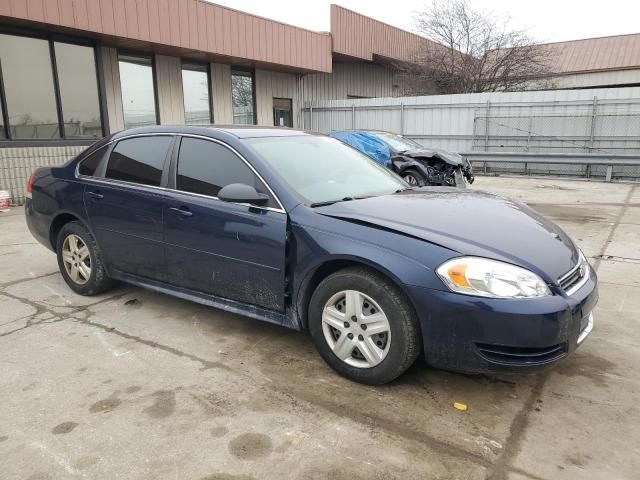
0 146 86 205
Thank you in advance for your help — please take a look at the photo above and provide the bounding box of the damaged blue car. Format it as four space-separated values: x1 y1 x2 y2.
329 129 474 187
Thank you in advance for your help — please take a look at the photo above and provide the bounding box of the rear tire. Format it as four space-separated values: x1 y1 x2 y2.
308 267 421 385
56 221 115 296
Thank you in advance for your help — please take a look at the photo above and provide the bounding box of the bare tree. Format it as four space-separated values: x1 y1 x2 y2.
404 0 552 94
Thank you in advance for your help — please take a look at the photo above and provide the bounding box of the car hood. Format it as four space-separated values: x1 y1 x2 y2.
315 188 579 282
401 148 465 166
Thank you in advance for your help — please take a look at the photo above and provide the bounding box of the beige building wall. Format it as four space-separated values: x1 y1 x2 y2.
304 62 400 101
537 69 640 90
155 55 185 124
211 63 233 124
255 70 300 127
98 46 125 133
99 52 404 131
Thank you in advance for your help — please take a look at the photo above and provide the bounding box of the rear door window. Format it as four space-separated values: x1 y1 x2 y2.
176 137 275 205
106 136 172 186
78 146 107 177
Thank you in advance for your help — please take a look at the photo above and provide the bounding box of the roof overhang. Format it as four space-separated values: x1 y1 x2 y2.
0 1 332 74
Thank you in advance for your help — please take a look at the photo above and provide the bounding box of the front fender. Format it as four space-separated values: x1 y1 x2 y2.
391 157 430 177
289 207 459 326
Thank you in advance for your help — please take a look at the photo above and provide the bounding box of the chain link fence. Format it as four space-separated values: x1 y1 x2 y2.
470 97 640 180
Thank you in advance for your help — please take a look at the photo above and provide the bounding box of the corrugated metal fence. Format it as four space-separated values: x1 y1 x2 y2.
303 86 640 181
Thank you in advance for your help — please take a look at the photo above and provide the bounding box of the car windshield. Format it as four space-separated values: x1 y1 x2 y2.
246 135 407 206
374 132 423 152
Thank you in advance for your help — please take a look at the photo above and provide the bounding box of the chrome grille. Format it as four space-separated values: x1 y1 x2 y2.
558 255 588 294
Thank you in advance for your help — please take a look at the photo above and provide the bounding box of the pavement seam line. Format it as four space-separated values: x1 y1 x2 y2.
485 183 636 480
592 184 637 271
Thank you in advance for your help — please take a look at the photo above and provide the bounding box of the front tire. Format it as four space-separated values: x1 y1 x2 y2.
56 221 115 296
402 168 426 187
308 267 421 385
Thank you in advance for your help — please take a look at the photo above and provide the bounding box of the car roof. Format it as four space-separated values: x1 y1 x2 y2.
110 125 311 140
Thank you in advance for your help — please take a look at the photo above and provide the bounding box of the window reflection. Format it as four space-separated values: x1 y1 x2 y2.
182 63 211 124
118 55 158 129
232 71 255 125
54 42 103 139
0 34 59 139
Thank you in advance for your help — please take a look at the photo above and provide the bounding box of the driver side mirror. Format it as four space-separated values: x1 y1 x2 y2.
218 183 270 206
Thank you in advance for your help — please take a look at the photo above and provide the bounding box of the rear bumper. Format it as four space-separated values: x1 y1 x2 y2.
25 198 53 251
407 267 598 373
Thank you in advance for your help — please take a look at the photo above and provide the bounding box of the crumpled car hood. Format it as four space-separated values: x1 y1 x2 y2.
315 188 579 282
401 148 465 166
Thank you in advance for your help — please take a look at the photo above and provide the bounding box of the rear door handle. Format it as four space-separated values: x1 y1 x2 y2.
169 207 193 218
87 191 104 200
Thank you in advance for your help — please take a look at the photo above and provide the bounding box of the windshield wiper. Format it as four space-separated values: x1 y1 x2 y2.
310 197 355 208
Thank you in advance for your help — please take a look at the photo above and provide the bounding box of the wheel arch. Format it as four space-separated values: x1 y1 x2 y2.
49 211 90 250
392 158 429 176
295 255 421 331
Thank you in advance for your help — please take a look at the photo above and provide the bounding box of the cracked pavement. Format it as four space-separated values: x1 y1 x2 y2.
0 177 639 480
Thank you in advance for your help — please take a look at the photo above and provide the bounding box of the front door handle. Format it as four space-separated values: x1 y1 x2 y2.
169 207 193 218
87 191 104 200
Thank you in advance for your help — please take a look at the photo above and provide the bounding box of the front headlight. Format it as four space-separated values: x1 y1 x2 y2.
436 257 551 299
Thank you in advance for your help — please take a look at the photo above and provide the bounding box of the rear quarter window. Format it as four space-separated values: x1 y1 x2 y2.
78 146 107 177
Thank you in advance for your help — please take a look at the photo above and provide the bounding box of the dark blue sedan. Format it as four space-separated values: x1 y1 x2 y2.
25 126 597 384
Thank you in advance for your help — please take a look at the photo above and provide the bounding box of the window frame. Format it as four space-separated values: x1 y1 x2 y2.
170 134 285 213
117 52 160 129
103 134 174 188
231 69 257 126
77 145 109 178
77 134 175 192
0 26 107 142
181 61 214 124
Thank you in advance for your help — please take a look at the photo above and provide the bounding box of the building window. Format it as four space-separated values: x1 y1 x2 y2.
231 70 255 125
54 42 103 139
182 62 212 125
0 33 104 140
0 34 60 139
118 54 158 129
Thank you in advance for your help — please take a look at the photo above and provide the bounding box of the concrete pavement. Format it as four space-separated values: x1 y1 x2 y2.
0 176 638 480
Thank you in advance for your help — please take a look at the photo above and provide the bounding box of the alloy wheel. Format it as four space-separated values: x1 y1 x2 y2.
404 174 419 186
321 290 391 368
62 234 92 285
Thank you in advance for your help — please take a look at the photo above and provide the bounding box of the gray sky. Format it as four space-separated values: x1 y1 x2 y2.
211 0 640 43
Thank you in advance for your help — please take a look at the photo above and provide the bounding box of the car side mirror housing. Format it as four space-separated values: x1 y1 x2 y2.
218 183 270 206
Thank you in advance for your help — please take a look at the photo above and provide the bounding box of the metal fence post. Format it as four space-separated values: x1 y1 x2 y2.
586 96 598 177
400 102 405 135
352 104 355 129
472 111 477 150
606 165 613 182
309 106 313 132
484 101 491 152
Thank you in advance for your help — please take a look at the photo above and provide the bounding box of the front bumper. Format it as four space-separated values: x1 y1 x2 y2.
407 267 598 373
